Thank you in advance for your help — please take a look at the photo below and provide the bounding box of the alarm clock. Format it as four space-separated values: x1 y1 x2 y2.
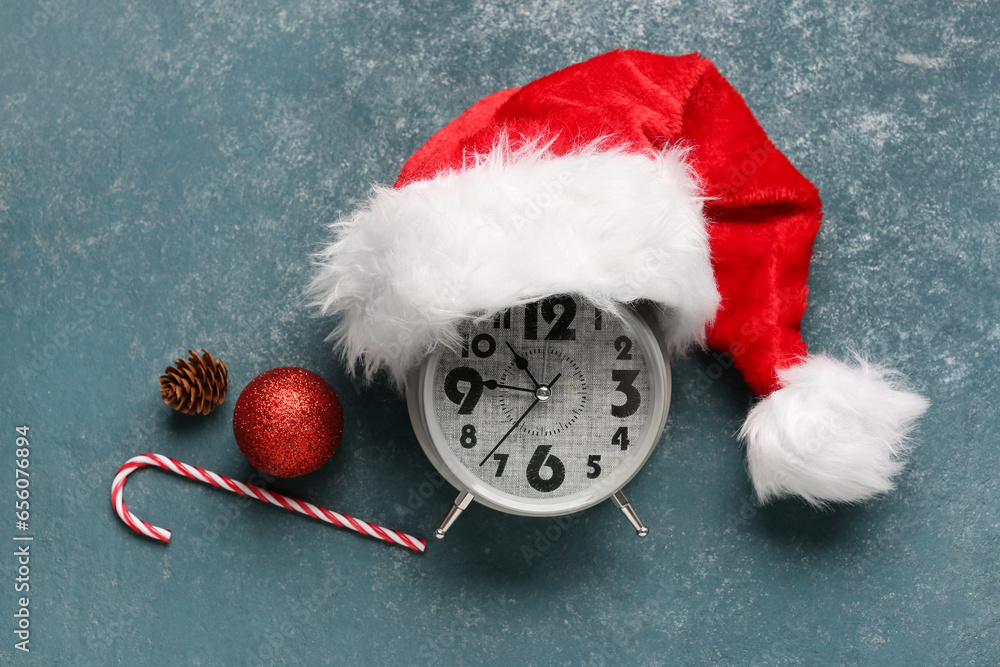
406 296 671 538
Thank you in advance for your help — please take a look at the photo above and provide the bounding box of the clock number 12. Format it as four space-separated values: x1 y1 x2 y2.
523 297 577 341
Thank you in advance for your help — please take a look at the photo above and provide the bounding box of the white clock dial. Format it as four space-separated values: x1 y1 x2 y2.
430 298 652 500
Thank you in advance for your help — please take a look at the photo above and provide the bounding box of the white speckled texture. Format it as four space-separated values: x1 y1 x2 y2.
0 0 996 664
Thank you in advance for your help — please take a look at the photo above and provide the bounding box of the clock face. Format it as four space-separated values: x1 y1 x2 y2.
428 297 655 502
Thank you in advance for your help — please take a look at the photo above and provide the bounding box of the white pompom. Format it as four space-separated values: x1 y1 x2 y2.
740 355 929 506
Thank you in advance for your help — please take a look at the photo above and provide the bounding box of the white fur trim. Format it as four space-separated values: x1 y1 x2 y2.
740 355 930 506
309 140 719 385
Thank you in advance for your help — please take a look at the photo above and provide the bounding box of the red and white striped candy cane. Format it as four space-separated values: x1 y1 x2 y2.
112 454 426 553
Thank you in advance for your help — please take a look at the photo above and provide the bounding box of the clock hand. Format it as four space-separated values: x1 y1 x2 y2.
505 341 539 388
542 341 548 384
478 373 562 467
541 344 549 435
478 398 539 466
480 379 535 393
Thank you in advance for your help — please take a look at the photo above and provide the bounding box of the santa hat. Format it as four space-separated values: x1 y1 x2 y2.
309 50 929 506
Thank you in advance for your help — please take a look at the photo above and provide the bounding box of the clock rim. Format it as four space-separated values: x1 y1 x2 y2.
405 302 671 518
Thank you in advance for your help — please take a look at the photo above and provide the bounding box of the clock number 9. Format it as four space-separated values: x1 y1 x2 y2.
444 366 484 414
526 445 565 493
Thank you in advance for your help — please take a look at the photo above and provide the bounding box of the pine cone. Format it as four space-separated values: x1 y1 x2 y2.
160 349 228 415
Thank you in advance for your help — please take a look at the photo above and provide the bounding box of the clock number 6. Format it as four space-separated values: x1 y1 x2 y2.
526 445 565 493
611 369 641 418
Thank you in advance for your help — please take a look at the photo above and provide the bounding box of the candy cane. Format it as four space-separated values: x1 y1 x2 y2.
112 454 426 553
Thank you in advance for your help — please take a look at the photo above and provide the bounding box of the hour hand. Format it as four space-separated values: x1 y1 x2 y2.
505 342 539 387
481 379 535 393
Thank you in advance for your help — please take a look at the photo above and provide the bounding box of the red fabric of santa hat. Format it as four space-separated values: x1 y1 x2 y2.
310 49 929 506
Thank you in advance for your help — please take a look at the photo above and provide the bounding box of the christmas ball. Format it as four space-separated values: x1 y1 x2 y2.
233 367 343 478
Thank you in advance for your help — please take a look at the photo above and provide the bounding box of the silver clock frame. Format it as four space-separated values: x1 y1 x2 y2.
405 302 672 535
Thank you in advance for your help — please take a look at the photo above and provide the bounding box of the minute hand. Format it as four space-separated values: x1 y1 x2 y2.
478 373 562 467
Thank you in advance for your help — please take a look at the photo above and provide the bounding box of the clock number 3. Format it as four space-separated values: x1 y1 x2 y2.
526 445 566 492
611 369 641 418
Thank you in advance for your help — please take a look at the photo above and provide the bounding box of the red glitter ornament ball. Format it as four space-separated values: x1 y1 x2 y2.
233 367 344 478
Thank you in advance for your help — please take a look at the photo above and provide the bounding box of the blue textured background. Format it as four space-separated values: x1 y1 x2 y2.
1 1 997 664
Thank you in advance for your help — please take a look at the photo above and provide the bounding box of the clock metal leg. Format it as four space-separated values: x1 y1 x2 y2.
612 490 648 537
434 490 474 539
